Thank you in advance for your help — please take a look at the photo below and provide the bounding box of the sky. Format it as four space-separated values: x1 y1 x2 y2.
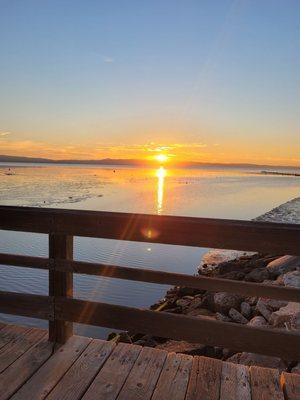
0 0 300 165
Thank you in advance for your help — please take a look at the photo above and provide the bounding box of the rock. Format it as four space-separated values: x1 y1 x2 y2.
222 348 236 359
248 316 268 327
213 292 243 314
267 255 300 277
247 254 278 268
276 275 285 285
216 312 232 322
176 298 191 308
201 293 215 309
269 302 300 327
282 271 300 288
291 362 300 374
291 312 300 330
256 299 272 321
156 340 208 355
262 279 281 286
178 287 203 296
182 295 195 300
245 268 270 283
240 302 252 318
245 297 258 306
134 335 157 347
227 352 287 372
107 331 132 344
229 308 248 324
187 308 215 317
187 297 203 312
165 307 181 314
258 298 288 311
199 249 255 274
220 271 246 280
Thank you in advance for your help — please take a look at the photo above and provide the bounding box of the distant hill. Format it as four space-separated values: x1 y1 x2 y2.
0 154 142 165
0 154 299 170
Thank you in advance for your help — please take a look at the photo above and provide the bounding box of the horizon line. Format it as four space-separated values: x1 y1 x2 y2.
0 154 300 169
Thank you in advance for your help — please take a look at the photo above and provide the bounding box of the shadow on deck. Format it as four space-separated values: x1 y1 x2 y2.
0 323 299 400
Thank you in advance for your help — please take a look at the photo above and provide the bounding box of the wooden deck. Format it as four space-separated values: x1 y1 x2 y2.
0 323 299 400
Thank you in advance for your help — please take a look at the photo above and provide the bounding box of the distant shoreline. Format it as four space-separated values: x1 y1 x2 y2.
260 170 300 177
0 154 300 170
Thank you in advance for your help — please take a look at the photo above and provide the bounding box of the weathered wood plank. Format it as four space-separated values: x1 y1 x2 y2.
2 254 299 303
0 335 53 400
11 335 91 400
186 356 222 400
82 342 142 400
46 339 116 400
280 372 300 400
250 366 284 400
220 362 251 400
0 324 32 351
55 297 300 360
49 234 73 344
55 259 300 303
117 346 167 400
1 205 300 255
0 327 46 373
0 253 50 270
0 291 54 320
151 352 192 400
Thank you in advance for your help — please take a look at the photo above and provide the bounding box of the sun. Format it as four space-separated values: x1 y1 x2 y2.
154 154 168 163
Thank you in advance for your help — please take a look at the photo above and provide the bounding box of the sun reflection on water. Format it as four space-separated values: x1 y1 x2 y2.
156 166 166 214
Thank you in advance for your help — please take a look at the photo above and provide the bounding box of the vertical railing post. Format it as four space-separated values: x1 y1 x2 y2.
49 233 73 344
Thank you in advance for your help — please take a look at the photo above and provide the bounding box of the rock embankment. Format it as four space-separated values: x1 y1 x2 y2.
109 253 300 373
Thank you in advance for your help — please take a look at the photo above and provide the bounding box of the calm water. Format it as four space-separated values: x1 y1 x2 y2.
1 163 300 338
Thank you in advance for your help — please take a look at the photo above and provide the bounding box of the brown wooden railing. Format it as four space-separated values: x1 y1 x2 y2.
0 206 299 360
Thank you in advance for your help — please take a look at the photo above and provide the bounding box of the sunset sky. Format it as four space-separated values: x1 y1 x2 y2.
0 1 300 165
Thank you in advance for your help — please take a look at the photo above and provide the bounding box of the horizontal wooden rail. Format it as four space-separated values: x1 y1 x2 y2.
0 291 54 320
1 206 300 254
55 297 300 360
2 291 299 359
1 253 300 302
0 253 50 270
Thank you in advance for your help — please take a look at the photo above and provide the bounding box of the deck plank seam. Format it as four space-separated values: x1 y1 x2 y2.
108 343 144 400
75 339 113 400
98 342 153 400
0 328 46 374
0 326 32 352
4 335 56 399
42 336 92 400
147 348 170 400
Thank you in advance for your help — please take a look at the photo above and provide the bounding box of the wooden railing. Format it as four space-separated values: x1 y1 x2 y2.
0 206 299 360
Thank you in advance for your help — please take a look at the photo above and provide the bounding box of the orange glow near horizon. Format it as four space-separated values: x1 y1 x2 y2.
1 137 300 167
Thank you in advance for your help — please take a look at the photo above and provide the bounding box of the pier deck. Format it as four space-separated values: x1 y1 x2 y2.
0 323 299 400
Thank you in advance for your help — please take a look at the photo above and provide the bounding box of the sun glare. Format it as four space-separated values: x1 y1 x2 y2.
155 154 168 163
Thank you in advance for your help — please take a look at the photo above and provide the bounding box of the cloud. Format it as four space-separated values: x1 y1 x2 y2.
0 131 11 137
103 56 114 63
